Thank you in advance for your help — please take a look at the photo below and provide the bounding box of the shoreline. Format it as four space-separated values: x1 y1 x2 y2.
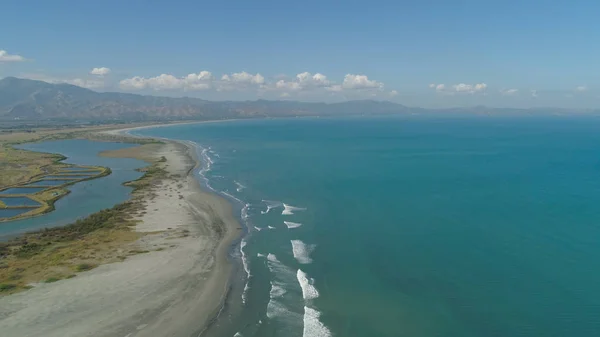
0 124 243 336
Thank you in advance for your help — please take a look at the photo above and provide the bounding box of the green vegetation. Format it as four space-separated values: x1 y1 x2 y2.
75 263 95 272
44 277 61 283
0 283 17 292
14 243 45 258
128 250 150 254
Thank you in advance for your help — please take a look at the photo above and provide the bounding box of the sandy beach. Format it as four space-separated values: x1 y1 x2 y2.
0 128 241 336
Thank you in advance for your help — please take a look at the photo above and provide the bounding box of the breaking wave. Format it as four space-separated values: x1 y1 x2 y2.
297 269 319 300
282 203 307 215
284 221 303 229
266 254 302 324
291 240 315 264
234 180 246 192
240 239 251 304
303 307 332 337
262 200 283 214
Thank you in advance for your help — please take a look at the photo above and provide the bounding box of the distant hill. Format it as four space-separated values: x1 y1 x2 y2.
0 77 596 122
0 77 415 122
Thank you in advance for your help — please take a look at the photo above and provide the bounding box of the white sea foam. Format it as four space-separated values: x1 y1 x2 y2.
233 332 243 337
269 281 287 298
303 306 332 337
282 203 307 215
234 180 246 192
240 239 251 304
257 253 265 257
241 203 250 220
266 254 296 289
221 191 244 204
267 296 292 319
267 253 277 262
261 200 283 214
266 281 302 324
265 256 303 326
254 226 263 231
284 221 303 229
242 283 250 305
291 240 315 264
240 240 250 277
189 142 217 192
268 226 276 230
297 269 319 300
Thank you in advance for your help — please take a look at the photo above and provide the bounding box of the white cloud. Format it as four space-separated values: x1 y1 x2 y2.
271 72 331 92
90 67 111 76
119 70 385 98
452 83 487 93
390 90 398 97
120 71 215 91
575 85 587 92
531 89 538 98
218 71 265 91
325 84 343 92
431 82 487 94
296 72 330 87
280 92 291 98
275 79 302 91
222 71 265 84
0 50 26 62
342 74 384 90
501 88 519 96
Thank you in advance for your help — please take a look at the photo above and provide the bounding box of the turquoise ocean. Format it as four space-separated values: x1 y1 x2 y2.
136 116 600 337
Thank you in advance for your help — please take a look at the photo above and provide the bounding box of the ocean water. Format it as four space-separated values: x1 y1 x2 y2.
0 140 146 239
136 116 600 337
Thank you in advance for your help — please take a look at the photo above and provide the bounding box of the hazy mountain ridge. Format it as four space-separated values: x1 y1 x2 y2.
0 77 596 122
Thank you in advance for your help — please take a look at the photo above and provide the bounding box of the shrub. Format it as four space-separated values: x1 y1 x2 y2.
75 263 95 272
0 283 16 292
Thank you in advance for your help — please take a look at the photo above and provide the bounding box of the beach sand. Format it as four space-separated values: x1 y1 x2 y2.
0 130 241 336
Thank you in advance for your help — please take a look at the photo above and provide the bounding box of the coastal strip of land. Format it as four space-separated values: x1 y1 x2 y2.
0 126 242 337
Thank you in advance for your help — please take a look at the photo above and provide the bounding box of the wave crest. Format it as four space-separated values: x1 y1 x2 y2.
291 240 315 264
282 203 307 215
297 269 319 300
284 221 302 229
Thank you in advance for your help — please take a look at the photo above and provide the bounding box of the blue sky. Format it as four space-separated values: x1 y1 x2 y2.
1 0 599 108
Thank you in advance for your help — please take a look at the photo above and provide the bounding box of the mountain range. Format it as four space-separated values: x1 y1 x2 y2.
0 77 596 123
